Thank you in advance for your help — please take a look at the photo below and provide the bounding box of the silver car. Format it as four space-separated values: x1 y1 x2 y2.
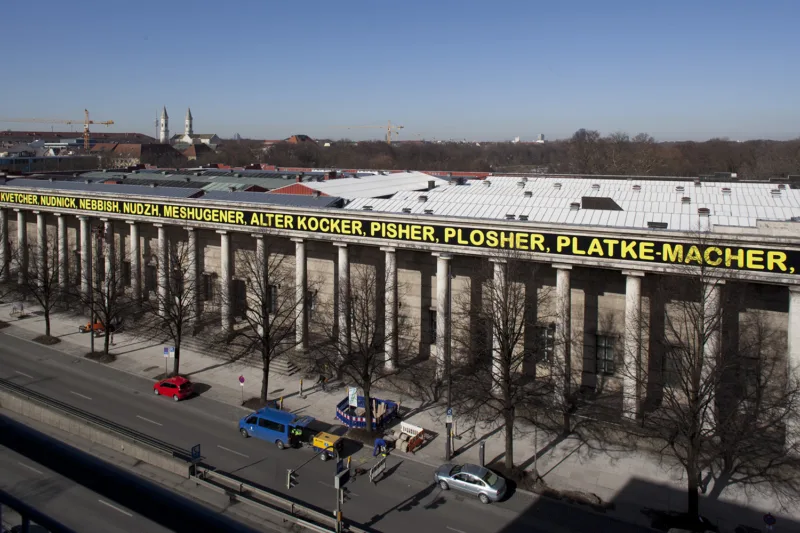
434 463 506 504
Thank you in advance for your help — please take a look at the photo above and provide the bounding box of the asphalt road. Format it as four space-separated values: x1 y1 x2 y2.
0 331 652 533
0 444 172 533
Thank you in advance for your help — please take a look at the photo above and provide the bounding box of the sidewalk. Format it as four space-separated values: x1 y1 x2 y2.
0 301 793 532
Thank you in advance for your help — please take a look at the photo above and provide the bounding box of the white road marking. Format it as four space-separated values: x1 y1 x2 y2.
14 370 34 379
136 415 163 427
17 462 44 475
217 445 249 458
98 499 133 517
447 528 467 533
69 391 92 401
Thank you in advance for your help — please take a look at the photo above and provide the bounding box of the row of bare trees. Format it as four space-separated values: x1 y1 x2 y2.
257 134 800 178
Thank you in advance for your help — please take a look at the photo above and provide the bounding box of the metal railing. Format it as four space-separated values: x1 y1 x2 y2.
0 377 190 460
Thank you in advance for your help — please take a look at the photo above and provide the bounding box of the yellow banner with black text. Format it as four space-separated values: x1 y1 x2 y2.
1 192 797 275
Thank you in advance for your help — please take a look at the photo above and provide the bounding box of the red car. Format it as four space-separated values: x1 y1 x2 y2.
153 376 193 402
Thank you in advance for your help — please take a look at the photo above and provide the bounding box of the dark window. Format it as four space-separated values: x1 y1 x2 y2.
258 418 286 433
663 345 683 387
145 265 157 293
258 418 270 429
428 309 437 343
596 335 615 375
201 273 216 302
533 324 556 362
306 290 316 320
246 416 257 424
122 261 132 287
268 284 278 314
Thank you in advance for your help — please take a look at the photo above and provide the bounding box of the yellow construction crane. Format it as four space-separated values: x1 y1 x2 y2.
0 109 115 150
340 120 404 145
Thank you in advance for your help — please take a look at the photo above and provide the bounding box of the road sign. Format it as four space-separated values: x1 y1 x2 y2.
163 347 169 358
334 468 350 489
239 375 245 386
191 444 201 461
446 407 453 424
169 346 175 356
348 387 358 407
764 513 776 526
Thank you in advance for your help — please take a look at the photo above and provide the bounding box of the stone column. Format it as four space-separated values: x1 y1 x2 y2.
252 234 267 337
435 253 452 381
35 212 46 284
156 224 168 315
102 219 114 289
15 209 27 285
335 243 350 353
787 286 800 446
56 214 68 291
127 221 141 302
218 230 232 331
702 280 724 428
79 216 90 299
292 238 308 353
491 259 507 394
554 264 572 405
0 209 8 283
382 247 398 371
187 227 200 320
622 271 645 419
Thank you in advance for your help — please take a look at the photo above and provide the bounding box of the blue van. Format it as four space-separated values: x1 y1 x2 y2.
238 407 313 450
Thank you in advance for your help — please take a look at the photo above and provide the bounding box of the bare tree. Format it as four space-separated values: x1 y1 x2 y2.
72 224 131 355
141 239 206 375
312 263 409 434
16 228 61 337
620 235 800 516
218 241 303 402
451 254 555 473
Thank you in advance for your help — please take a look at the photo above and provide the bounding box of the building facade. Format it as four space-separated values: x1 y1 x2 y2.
0 177 798 421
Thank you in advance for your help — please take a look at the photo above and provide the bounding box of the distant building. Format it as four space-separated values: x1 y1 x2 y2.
169 108 222 148
536 134 545 144
91 143 185 167
182 143 215 161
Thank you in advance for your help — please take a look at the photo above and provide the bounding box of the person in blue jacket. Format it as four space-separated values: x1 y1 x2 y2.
373 438 388 457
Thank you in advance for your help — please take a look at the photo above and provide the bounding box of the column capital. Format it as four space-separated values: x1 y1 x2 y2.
216 229 228 235
125 220 137 225
489 258 507 264
380 246 396 253
32 210 42 215
704 279 726 286
790 285 800 294
54 213 62 217
100 217 112 223
433 252 452 260
185 226 197 232
552 263 573 271
154 223 165 228
333 242 348 248
250 233 265 239
622 270 645 277
78 215 90 221
290 237 304 244
13 208 23 213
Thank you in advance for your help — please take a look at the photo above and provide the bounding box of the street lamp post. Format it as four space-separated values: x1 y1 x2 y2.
89 224 104 355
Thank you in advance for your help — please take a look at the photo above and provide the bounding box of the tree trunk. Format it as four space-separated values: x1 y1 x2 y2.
261 346 270 402
173 342 181 375
686 446 700 517
103 328 110 355
44 311 51 337
364 385 373 434
504 408 514 472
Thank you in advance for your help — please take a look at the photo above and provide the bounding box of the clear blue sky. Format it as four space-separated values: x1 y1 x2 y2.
2 0 797 142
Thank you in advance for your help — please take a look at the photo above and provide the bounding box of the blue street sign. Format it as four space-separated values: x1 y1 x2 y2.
163 347 169 357
191 444 201 461
169 346 175 355
336 458 344 475
446 408 453 417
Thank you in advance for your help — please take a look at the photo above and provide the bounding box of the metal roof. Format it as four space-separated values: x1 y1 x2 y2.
201 191 343 208
299 171 447 199
2 179 202 198
344 176 800 231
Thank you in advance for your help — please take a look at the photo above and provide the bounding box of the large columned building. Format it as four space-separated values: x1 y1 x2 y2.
1 174 799 420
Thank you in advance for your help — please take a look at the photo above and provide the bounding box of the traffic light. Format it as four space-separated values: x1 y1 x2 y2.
286 469 299 489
